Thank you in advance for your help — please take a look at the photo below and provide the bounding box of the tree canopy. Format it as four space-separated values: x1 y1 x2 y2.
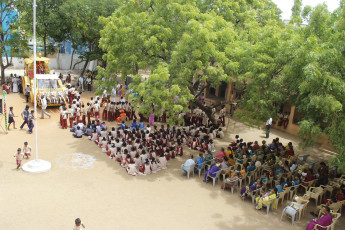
96 0 345 172
0 0 28 83
236 1 345 173
96 0 282 123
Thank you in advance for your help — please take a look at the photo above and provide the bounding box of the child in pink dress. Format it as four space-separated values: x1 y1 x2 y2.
13 148 24 169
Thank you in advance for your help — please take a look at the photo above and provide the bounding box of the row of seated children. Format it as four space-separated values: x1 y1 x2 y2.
83 121 193 176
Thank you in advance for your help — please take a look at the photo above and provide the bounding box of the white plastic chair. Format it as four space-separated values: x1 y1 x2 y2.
206 170 222 187
281 203 304 225
306 186 324 207
262 197 276 215
223 178 239 194
181 163 195 179
197 161 207 177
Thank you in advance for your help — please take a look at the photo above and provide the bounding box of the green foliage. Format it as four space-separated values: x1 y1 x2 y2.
16 0 119 68
98 0 282 123
236 2 345 173
16 0 68 56
290 0 303 24
0 0 28 83
60 0 119 63
129 63 194 125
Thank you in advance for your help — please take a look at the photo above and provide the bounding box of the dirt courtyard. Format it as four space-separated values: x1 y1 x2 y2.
0 91 343 230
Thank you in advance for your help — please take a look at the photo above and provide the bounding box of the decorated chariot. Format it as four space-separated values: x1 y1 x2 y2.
21 54 68 107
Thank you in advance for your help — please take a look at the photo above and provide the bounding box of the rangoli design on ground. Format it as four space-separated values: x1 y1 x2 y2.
56 153 96 169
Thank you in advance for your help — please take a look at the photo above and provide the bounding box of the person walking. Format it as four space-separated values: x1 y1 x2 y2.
13 148 24 169
40 95 51 119
20 105 30 129
265 117 272 138
28 110 35 134
8 106 18 130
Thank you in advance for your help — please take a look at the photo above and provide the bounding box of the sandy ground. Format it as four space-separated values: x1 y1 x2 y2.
0 90 343 230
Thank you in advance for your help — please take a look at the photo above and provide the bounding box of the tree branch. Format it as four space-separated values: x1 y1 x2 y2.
194 83 208 98
72 58 86 69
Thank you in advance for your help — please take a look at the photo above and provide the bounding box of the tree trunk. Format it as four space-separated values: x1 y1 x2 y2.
80 59 89 77
192 99 217 124
43 36 47 57
1 64 5 84
69 48 75 69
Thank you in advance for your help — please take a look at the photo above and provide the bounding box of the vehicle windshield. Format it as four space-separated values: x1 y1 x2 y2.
37 79 58 89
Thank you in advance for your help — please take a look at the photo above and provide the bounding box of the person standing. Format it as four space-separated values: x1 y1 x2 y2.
78 76 84 92
283 112 290 129
20 105 30 129
18 76 22 93
86 76 92 91
219 106 226 126
93 101 100 120
40 95 51 119
12 76 18 93
265 117 272 138
149 112 155 126
58 73 63 83
66 74 72 84
24 84 30 103
23 142 31 159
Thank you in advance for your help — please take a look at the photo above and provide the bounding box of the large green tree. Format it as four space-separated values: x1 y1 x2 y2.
16 0 68 56
237 1 345 173
60 0 119 76
97 0 282 124
0 0 28 83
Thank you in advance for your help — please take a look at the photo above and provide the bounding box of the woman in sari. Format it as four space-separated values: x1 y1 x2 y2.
240 179 262 197
306 206 332 230
149 112 155 126
203 163 220 182
116 110 127 123
255 188 278 210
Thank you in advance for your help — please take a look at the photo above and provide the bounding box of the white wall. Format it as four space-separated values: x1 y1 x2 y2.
2 54 97 71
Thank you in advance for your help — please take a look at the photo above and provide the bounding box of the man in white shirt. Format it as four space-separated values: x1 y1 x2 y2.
40 95 51 119
93 101 100 120
181 154 195 174
86 76 92 91
111 88 117 102
219 106 226 126
78 76 84 92
265 117 272 138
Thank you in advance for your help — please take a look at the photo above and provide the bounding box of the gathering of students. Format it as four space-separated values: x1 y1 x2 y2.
55 84 345 229
61 89 226 176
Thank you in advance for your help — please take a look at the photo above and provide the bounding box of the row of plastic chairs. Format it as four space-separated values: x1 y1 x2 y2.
181 158 217 180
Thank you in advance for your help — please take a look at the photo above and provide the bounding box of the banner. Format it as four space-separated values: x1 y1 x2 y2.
3 90 8 133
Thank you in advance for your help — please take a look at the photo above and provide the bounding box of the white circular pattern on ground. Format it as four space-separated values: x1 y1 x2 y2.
56 153 96 169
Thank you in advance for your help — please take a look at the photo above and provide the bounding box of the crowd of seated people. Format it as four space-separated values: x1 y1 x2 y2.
68 114 224 176
199 135 342 203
